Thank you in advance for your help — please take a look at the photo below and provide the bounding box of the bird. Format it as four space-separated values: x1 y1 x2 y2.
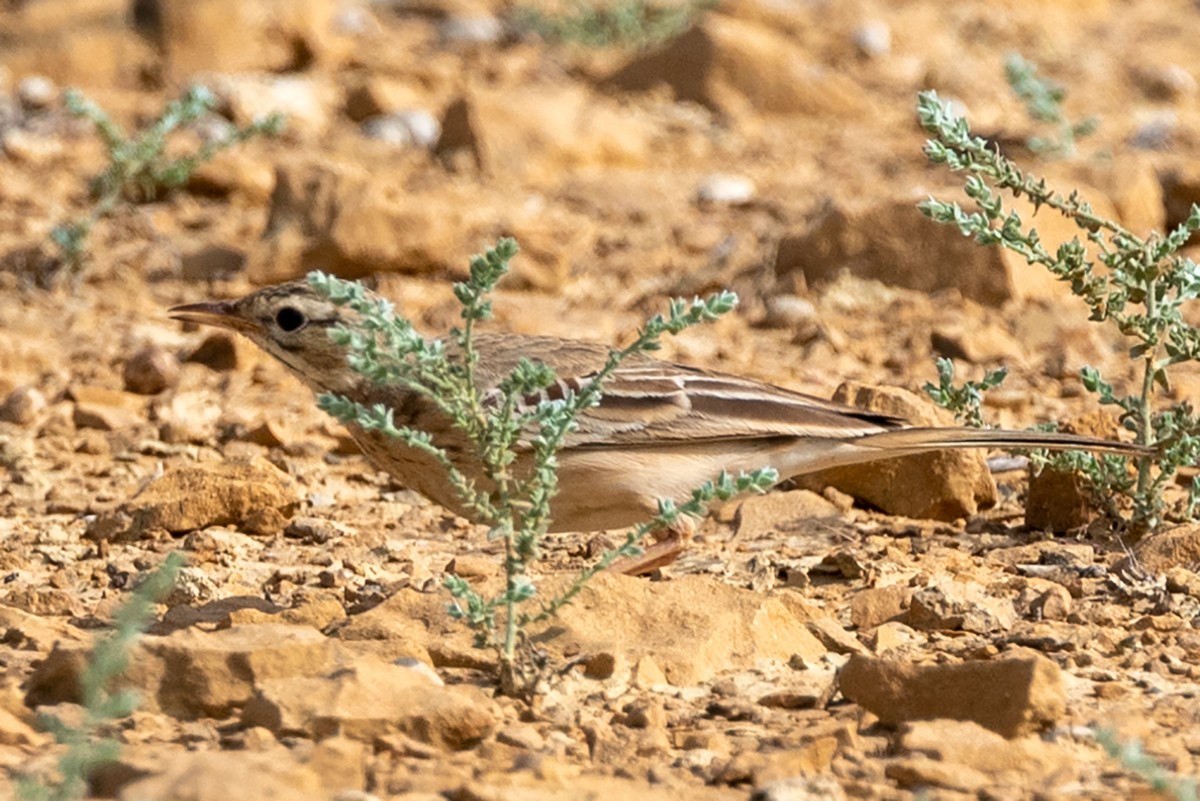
170 281 1148 570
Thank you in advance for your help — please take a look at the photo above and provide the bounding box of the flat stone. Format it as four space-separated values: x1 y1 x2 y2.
838 654 1066 737
119 749 325 801
84 456 301 541
242 658 495 750
797 383 997 521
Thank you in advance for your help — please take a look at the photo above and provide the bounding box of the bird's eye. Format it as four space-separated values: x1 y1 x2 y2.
275 307 307 332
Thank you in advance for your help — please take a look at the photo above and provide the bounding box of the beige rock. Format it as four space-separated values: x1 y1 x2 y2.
1132 523 1200 573
242 658 496 750
797 383 997 521
806 617 869 656
455 773 740 801
305 735 368 793
340 572 828 685
930 322 1025 365
849 585 913 630
1025 411 1124 531
68 384 146 431
606 16 869 120
1 22 152 87
122 346 180 395
154 0 348 81
865 621 920 654
119 749 325 801
1029 584 1073 621
906 581 1016 633
246 160 468 282
344 77 427 121
0 385 46 426
729 489 841 537
885 756 989 793
837 654 1066 737
178 244 248 283
27 624 338 719
899 719 1073 786
187 151 276 204
434 85 654 180
0 602 87 651
774 190 1120 307
84 456 301 541
184 332 249 372
0 705 48 748
204 73 338 137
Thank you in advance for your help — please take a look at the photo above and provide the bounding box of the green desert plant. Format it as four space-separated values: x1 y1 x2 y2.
1004 53 1098 158
49 86 282 283
510 0 715 48
1095 729 1198 801
310 239 776 696
923 357 1008 428
917 90 1200 533
17 552 184 801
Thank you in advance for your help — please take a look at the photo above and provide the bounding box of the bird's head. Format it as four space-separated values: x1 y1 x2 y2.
169 281 365 394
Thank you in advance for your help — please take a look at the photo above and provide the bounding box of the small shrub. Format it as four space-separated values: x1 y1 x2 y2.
918 90 1200 533
1004 53 1098 158
48 86 282 284
510 0 715 49
17 552 183 801
923 357 1008 428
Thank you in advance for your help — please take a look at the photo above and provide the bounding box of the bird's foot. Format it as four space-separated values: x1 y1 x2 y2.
607 516 697 577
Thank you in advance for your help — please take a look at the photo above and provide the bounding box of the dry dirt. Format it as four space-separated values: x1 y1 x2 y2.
3 0 1200 799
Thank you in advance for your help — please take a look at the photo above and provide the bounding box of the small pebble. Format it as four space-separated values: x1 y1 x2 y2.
17 75 57 110
0 386 47 425
361 110 441 148
695 173 755 205
853 20 891 58
763 294 817 329
439 15 504 43
1130 111 1176 150
123 346 181 395
2 127 62 165
395 656 444 686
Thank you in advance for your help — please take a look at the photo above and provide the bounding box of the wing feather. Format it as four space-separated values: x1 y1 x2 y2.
465 333 905 449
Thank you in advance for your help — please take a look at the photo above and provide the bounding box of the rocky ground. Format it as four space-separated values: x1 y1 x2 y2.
3 0 1200 799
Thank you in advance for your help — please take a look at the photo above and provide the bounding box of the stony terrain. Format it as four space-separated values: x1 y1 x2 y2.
3 0 1200 799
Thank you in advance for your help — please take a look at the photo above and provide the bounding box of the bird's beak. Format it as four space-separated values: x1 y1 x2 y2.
168 300 257 334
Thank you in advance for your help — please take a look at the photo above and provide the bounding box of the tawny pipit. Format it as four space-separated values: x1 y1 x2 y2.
171 281 1147 538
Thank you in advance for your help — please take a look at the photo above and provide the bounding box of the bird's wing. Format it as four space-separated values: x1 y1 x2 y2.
467 333 905 448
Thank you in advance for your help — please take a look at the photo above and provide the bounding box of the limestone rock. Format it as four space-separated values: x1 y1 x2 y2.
340 572 828 686
1026 410 1123 531
27 624 337 719
119 749 325 801
796 383 997 521
84 457 301 541
242 658 495 750
122 346 180 396
434 85 653 180
906 581 1017 633
246 160 467 282
774 190 1120 307
68 385 147 431
153 0 349 81
849 585 913 630
606 16 869 121
837 655 1066 737
1132 523 1200 574
898 719 1074 788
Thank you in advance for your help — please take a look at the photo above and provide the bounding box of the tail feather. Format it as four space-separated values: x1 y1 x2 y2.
855 427 1150 458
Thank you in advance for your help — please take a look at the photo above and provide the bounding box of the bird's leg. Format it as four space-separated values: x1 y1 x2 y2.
607 514 697 577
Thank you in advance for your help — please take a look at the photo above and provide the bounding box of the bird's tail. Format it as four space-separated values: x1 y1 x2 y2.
854 427 1151 458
